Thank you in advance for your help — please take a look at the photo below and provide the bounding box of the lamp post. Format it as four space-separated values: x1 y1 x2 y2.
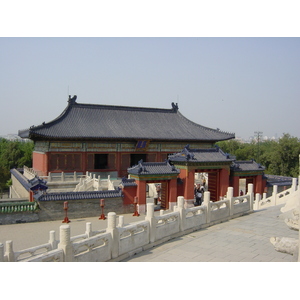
99 198 106 220
62 201 70 223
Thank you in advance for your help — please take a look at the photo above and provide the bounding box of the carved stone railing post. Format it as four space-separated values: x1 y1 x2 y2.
291 178 297 192
255 193 261 210
145 203 156 243
262 193 267 204
49 230 57 250
5 240 15 262
106 212 119 259
177 196 186 232
227 187 234 216
0 243 4 262
247 183 254 211
118 215 124 227
203 191 211 224
272 185 278 206
57 225 73 262
85 222 92 238
97 175 101 190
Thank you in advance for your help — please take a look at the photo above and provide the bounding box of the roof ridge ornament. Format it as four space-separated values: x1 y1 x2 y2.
182 145 195 161
68 95 77 105
171 102 179 112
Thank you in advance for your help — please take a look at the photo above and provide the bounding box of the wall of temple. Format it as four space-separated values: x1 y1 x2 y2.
33 140 214 177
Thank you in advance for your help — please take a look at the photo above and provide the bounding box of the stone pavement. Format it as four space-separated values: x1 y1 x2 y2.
121 204 299 262
0 204 298 262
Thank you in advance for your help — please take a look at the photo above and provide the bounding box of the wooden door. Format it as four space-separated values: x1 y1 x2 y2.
160 182 168 209
246 177 254 193
208 171 218 202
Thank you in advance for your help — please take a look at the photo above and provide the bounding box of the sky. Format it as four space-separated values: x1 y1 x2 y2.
1 2 300 141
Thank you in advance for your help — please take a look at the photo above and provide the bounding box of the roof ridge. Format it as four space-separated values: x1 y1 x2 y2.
235 160 255 164
74 101 176 114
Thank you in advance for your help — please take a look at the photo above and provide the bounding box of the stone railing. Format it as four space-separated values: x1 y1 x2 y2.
2 179 298 262
44 171 85 183
254 177 298 210
23 166 39 180
0 185 255 262
74 173 100 192
74 173 115 192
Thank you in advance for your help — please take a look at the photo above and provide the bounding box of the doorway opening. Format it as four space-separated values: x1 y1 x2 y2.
239 178 246 196
130 154 147 167
146 181 168 210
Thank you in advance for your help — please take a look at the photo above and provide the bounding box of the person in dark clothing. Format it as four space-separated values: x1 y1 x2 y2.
195 185 203 206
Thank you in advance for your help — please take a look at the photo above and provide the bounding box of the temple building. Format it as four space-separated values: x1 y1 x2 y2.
16 95 267 214
18 95 235 178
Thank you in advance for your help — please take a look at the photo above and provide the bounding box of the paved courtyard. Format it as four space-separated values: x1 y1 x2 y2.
121 204 299 262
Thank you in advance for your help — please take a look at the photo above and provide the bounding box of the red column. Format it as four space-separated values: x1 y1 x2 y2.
255 175 264 194
168 178 178 210
29 190 34 202
136 180 147 214
219 168 230 199
179 168 195 207
232 176 240 197
116 152 122 177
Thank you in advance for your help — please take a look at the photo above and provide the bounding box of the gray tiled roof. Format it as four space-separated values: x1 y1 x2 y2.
264 174 294 187
128 160 180 176
19 96 235 142
231 160 265 172
168 145 234 163
120 178 137 187
10 169 48 191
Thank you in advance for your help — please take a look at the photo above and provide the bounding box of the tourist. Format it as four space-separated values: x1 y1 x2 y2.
195 185 203 206
154 184 161 205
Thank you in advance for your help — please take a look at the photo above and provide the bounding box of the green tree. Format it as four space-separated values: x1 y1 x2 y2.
0 138 34 190
216 134 300 177
273 133 300 177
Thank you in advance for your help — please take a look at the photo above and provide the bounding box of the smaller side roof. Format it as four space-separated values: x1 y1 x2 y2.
231 160 265 172
10 169 48 191
168 145 234 163
128 160 180 176
264 174 295 187
120 177 137 187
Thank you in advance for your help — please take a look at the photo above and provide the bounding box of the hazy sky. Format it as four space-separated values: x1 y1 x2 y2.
1 37 299 140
